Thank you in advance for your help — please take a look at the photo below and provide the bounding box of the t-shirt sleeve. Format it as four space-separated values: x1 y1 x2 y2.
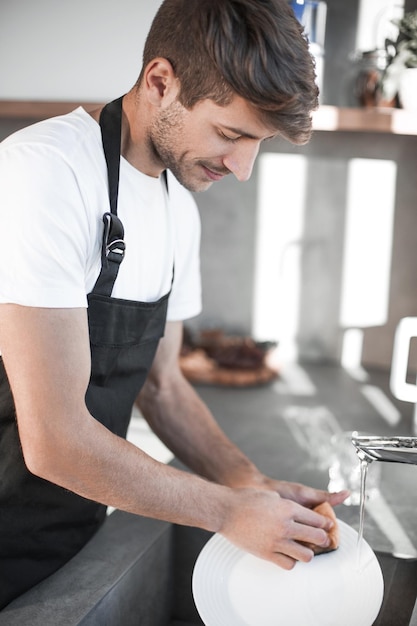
0 143 91 308
166 177 202 322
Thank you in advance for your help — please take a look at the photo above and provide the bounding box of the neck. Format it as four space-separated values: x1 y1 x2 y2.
90 89 164 178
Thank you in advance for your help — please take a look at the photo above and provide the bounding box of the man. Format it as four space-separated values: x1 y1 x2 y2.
0 0 348 608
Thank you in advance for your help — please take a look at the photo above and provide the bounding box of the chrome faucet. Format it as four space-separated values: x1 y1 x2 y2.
351 432 417 465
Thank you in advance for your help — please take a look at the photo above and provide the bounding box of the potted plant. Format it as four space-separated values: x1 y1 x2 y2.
382 9 417 111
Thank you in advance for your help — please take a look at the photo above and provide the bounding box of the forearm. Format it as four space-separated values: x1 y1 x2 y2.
137 369 265 489
24 402 232 533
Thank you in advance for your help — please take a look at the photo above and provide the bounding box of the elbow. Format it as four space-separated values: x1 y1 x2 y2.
18 419 66 483
20 435 53 481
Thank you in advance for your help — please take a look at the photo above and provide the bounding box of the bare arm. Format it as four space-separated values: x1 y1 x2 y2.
137 321 348 504
137 321 264 488
0 306 341 569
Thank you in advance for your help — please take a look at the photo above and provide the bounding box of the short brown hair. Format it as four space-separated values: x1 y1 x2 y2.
139 0 318 144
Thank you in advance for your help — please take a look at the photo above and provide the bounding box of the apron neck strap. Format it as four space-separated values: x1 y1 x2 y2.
93 96 170 297
99 96 123 216
92 97 126 297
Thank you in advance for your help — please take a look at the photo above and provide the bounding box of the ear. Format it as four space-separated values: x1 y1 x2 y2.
143 58 180 107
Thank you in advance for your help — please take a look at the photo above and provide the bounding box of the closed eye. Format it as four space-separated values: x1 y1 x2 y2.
219 131 240 143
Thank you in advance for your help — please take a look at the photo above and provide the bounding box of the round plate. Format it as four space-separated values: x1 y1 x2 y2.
192 520 384 626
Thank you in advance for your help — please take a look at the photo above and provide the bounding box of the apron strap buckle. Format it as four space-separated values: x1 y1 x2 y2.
102 212 126 264
92 212 126 296
106 239 125 260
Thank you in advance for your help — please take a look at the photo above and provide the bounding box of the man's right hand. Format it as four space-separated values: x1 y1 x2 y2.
219 487 334 569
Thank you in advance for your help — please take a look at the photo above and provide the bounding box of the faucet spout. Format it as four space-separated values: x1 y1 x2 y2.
351 432 417 465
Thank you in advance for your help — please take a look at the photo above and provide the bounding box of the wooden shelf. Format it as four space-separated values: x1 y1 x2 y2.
0 100 102 119
1 100 417 136
313 105 417 136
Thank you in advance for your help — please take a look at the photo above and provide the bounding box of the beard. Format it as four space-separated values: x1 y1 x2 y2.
149 100 229 192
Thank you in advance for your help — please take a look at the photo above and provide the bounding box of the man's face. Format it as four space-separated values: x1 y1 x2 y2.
149 95 277 192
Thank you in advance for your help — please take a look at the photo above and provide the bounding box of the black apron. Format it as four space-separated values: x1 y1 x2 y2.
0 97 171 608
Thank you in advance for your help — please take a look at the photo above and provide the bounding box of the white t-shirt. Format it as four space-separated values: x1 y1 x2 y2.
0 107 202 322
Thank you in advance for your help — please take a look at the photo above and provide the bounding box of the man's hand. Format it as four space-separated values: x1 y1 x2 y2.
219 487 337 570
259 477 350 509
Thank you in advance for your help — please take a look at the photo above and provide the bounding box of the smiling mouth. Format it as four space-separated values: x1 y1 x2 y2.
201 165 229 181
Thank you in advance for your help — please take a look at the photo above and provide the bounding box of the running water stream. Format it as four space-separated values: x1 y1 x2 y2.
356 458 369 569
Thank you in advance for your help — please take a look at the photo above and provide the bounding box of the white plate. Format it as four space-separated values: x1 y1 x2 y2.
192 520 384 626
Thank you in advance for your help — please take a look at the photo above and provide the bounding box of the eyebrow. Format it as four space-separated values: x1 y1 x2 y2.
221 125 276 141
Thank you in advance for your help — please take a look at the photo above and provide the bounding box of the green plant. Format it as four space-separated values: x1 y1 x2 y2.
382 10 417 101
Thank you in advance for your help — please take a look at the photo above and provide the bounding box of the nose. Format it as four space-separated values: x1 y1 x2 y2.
223 140 260 182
